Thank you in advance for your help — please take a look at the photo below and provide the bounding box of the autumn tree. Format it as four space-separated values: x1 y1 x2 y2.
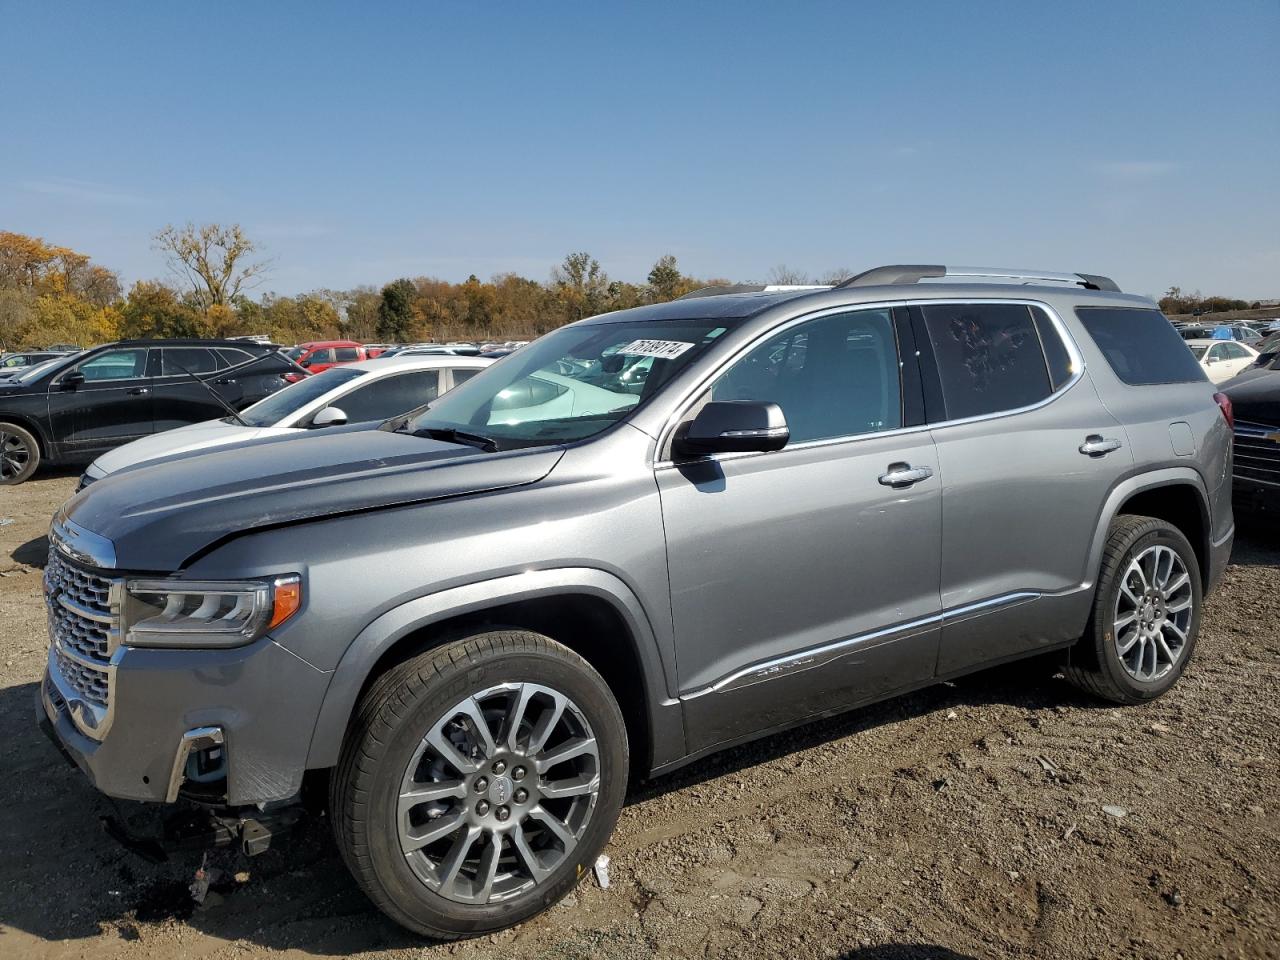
552 252 609 322
154 223 270 310
377 278 417 341
118 281 205 339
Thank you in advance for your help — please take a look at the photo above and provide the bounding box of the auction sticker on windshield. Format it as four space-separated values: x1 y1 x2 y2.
618 339 695 359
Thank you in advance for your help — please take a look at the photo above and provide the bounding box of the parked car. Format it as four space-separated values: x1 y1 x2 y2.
0 338 305 484
283 340 378 380
0 350 71 369
1221 359 1280 513
393 344 484 358
1186 338 1259 383
39 265 1232 938
1177 324 1262 343
79 355 493 486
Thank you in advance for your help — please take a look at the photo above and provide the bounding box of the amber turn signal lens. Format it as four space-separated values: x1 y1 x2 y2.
269 575 303 629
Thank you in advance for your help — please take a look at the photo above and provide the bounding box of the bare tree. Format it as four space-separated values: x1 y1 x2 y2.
767 264 811 285
154 223 271 309
819 267 854 285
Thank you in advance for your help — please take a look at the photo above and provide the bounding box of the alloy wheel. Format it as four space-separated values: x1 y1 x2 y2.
397 681 601 904
0 429 32 481
1113 544 1193 682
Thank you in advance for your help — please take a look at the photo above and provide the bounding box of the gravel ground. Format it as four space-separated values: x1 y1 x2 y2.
1 473 1277 960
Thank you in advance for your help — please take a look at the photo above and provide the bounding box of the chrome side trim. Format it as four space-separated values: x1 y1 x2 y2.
50 510 117 569
166 726 226 804
681 591 1041 699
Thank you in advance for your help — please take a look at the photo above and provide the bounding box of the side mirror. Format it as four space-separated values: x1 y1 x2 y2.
674 401 789 457
311 406 348 428
61 371 86 390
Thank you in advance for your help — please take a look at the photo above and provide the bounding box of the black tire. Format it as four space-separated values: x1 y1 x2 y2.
0 421 40 485
330 630 628 939
1064 514 1202 704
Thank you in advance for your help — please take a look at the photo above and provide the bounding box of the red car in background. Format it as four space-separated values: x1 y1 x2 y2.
283 340 385 382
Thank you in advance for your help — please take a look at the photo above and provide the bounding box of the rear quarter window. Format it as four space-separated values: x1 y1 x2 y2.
1076 307 1207 385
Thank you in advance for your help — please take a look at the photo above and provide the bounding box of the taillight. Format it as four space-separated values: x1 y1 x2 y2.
1213 392 1234 430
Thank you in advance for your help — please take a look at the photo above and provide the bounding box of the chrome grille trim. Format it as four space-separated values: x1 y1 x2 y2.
43 542 123 740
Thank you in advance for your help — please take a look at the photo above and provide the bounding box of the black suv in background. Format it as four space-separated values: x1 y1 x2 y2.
0 339 305 484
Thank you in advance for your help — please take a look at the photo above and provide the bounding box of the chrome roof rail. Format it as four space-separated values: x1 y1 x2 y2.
835 265 1120 293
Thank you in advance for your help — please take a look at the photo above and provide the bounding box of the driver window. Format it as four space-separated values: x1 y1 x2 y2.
708 309 902 443
74 348 148 382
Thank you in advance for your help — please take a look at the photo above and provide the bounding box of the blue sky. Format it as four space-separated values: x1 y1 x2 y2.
2 1 1277 299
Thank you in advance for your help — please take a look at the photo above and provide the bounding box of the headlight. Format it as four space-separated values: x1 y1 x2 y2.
124 575 302 648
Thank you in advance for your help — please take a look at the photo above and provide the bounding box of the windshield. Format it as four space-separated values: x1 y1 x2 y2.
6 353 83 383
1189 345 1208 360
403 319 729 448
285 346 305 361
234 367 365 427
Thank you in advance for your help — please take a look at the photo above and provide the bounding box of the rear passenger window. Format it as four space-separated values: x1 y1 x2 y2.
161 347 220 375
1076 307 1206 385
921 304 1054 420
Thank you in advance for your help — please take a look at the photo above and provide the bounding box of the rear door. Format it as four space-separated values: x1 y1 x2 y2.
912 301 1133 674
47 347 154 457
150 346 238 431
658 306 944 752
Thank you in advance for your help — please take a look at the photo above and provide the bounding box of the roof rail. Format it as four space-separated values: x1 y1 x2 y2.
835 265 1120 293
676 283 831 300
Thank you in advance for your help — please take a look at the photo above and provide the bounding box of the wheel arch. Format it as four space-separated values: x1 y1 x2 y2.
305 568 685 779
0 412 50 458
1088 469 1211 590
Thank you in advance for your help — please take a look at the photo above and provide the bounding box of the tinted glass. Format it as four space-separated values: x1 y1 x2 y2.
337 371 439 423
922 304 1052 419
236 367 365 427
1222 342 1250 360
1031 308 1074 389
1077 307 1207 385
334 346 360 361
1189 345 1208 360
161 347 219 375
710 309 902 442
215 347 256 368
75 348 148 382
451 367 481 387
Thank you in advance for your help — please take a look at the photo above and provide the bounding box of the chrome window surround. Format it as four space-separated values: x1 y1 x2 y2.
653 298 1086 467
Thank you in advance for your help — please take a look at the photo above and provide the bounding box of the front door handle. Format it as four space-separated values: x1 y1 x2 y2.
127 387 150 396
878 462 934 487
1079 435 1122 457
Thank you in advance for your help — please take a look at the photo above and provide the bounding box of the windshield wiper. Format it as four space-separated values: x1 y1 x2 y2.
167 359 250 426
411 426 500 452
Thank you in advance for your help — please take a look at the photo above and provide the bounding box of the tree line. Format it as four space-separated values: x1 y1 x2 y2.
0 225 741 350
2 224 1266 352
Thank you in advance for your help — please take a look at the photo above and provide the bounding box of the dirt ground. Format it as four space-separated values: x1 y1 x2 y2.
1 472 1277 960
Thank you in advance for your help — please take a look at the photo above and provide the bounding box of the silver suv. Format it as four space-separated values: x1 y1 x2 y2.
38 265 1234 938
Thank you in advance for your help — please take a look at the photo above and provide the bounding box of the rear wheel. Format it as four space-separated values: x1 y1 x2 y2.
1064 515 1201 704
0 422 39 485
331 630 628 939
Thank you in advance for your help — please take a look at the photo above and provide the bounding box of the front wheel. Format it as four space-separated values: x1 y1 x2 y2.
331 630 628 939
1064 514 1202 704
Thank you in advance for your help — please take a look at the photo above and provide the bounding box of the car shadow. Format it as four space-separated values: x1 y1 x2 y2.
11 534 48 568
840 948 977 960
0 655 1091 954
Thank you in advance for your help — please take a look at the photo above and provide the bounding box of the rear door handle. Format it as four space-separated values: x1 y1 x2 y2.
1079 435 1122 457
127 387 150 396
878 462 934 487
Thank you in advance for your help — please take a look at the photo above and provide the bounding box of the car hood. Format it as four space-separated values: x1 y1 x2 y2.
89 419 273 477
62 429 563 570
1223 369 1280 427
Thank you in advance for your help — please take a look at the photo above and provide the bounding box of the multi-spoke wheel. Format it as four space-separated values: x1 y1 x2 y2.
0 422 39 485
1065 514 1202 704
331 631 628 939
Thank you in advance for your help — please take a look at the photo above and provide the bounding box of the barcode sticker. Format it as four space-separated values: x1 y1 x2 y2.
617 339 695 359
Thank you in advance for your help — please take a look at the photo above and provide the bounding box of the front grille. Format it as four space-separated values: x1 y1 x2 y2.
44 545 121 714
1234 420 1280 488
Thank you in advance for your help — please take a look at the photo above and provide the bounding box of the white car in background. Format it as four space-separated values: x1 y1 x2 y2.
1186 338 1259 384
79 354 492 485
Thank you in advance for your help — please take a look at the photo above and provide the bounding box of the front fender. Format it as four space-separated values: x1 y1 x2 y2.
304 567 685 772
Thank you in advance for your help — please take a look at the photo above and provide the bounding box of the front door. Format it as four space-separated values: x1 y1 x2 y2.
657 306 944 753
48 347 154 459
